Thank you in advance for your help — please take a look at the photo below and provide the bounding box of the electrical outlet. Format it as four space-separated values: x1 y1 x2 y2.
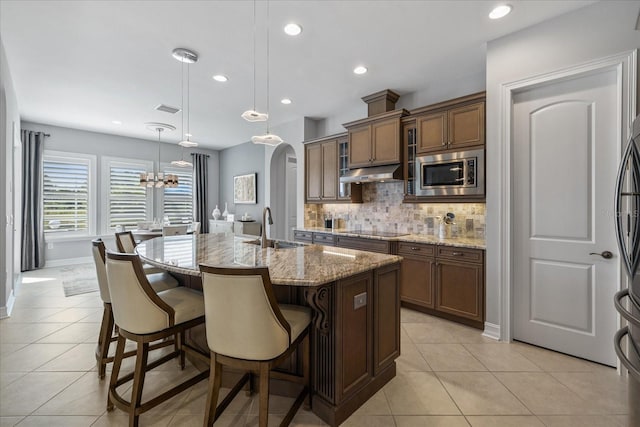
353 292 367 310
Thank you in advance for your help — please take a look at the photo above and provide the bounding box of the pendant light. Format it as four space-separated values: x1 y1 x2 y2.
139 123 178 188
172 47 197 167
242 0 268 123
251 0 283 146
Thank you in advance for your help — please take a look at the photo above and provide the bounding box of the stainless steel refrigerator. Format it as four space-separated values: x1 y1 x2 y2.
614 114 640 426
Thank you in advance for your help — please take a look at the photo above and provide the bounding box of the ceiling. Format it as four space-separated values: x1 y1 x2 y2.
0 0 596 150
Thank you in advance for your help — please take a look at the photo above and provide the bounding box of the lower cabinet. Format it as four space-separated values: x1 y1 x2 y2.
400 243 484 329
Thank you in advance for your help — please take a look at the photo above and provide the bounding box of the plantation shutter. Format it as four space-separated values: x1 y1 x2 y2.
163 167 194 223
42 159 89 234
109 164 149 229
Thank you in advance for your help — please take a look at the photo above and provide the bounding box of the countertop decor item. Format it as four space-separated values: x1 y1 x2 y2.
222 202 229 219
233 174 257 204
212 205 221 220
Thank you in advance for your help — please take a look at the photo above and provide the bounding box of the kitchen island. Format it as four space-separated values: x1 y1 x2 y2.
136 234 402 426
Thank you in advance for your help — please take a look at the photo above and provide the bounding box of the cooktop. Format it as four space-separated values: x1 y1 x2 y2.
343 230 410 238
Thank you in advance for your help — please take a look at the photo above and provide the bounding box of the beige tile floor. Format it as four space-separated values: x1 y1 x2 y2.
0 265 631 426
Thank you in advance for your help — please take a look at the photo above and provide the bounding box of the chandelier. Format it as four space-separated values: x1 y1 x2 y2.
139 123 179 188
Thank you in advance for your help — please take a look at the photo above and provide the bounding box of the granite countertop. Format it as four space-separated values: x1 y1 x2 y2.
296 227 486 250
135 234 402 287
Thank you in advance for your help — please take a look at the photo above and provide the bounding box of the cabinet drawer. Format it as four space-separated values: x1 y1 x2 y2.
293 230 313 243
313 232 336 246
336 236 390 254
437 246 484 263
397 242 435 258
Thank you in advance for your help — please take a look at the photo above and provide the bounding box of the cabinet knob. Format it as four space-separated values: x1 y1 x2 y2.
452 252 464 256
410 247 421 251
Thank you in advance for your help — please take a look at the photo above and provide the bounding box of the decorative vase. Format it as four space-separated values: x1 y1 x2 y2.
222 203 229 220
212 205 221 220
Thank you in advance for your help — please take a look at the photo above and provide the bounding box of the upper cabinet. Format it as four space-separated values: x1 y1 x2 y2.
305 134 362 204
345 110 408 168
413 92 485 155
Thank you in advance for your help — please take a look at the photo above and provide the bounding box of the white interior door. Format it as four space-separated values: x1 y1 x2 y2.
513 68 620 366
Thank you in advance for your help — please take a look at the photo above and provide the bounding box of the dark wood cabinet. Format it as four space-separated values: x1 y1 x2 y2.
306 143 323 201
412 92 485 155
398 242 435 309
313 232 336 246
305 134 362 204
400 243 485 329
293 230 313 243
344 110 408 168
335 235 392 254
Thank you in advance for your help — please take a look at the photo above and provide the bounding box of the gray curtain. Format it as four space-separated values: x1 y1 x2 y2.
192 153 209 233
21 130 46 271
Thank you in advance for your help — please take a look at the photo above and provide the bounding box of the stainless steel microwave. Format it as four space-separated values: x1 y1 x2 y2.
415 148 485 197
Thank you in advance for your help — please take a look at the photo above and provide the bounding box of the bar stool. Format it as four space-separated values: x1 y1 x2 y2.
91 239 179 379
115 231 163 274
199 265 311 427
105 251 209 427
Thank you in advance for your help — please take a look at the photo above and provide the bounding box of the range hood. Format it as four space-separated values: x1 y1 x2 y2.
340 164 403 183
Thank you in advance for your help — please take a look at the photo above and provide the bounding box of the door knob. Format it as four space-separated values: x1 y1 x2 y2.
589 251 613 259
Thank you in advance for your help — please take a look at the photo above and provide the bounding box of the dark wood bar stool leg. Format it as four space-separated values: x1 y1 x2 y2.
129 341 150 427
258 363 270 427
204 354 223 426
96 303 115 379
108 335 127 411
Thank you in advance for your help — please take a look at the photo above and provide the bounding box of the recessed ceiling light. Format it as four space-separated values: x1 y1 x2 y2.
284 23 302 36
112 120 122 125
281 98 292 105
489 4 512 19
353 66 368 75
212 74 228 82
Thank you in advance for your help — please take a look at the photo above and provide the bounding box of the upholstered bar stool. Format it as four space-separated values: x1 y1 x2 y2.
199 265 311 427
115 231 164 274
105 251 209 427
91 238 180 379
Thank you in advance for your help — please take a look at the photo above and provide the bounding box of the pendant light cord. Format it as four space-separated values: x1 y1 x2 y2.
181 59 185 141
252 0 257 111
266 0 270 133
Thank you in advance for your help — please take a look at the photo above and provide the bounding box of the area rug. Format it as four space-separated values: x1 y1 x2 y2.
61 263 99 297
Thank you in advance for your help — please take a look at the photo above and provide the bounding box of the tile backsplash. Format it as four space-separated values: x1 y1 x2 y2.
304 182 485 239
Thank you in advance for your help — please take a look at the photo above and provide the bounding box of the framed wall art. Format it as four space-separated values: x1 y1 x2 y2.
233 173 257 204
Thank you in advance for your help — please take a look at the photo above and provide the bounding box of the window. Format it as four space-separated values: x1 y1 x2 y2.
42 151 96 238
102 158 153 232
163 166 194 224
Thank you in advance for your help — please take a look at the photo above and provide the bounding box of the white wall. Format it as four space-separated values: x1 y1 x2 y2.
20 121 220 264
0 36 20 317
485 1 640 331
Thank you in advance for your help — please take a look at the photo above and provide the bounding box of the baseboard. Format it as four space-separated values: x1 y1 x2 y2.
0 289 16 319
45 257 93 268
482 322 501 341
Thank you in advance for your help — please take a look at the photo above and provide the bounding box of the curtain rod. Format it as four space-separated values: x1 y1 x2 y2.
190 153 210 157
42 133 51 137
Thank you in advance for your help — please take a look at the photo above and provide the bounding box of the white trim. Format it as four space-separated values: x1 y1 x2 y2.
45 256 93 268
482 322 501 341
498 50 637 343
0 289 16 319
